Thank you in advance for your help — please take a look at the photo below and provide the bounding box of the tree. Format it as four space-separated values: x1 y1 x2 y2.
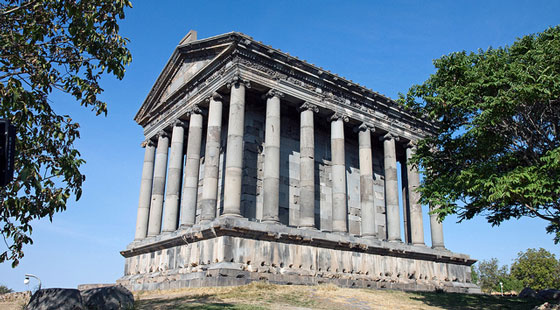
476 258 524 293
471 265 479 285
477 258 508 293
0 284 13 294
400 26 560 242
0 0 132 267
511 248 560 290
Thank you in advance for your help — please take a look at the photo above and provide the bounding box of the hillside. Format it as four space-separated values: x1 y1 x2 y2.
134 282 544 310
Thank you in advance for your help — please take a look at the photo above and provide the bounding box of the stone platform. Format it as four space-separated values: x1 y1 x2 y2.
118 217 479 293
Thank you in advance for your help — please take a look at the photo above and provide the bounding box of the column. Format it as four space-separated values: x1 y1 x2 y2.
222 76 250 217
147 131 170 236
134 140 156 240
430 204 445 249
200 92 223 223
358 124 376 238
331 113 348 233
406 142 425 246
381 133 401 242
298 102 318 229
180 105 203 227
161 121 186 233
401 168 411 243
262 89 283 223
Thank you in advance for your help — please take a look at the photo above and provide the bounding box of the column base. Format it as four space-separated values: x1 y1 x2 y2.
432 246 447 251
221 213 243 218
261 215 280 224
332 230 349 235
360 234 378 239
298 226 317 231
413 242 427 247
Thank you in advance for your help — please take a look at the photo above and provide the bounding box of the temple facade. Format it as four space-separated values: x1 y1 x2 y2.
118 30 479 293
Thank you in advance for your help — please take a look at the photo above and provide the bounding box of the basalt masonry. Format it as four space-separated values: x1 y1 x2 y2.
118 30 479 293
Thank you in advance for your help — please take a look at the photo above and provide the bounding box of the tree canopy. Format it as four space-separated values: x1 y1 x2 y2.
400 26 560 242
511 248 560 290
0 0 132 266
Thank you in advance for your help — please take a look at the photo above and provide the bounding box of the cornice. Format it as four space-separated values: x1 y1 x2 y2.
136 31 438 140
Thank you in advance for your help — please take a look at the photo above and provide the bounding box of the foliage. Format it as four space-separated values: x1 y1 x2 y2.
400 26 560 242
0 0 132 267
510 248 560 290
475 258 524 293
0 284 13 294
476 258 508 293
470 265 479 285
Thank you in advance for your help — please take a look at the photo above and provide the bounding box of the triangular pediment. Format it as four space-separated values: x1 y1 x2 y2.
160 56 214 103
134 32 238 124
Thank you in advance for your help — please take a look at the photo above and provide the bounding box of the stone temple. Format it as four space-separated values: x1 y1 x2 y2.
118 30 478 293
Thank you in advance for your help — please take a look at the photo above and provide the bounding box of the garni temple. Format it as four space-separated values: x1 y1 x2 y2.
117 30 479 293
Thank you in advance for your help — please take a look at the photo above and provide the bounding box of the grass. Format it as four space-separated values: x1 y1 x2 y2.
132 282 547 310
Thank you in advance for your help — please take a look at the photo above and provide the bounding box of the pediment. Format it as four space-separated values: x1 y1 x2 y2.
160 56 214 103
134 33 237 124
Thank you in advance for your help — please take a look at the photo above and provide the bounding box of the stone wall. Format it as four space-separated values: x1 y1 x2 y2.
120 235 475 293
119 217 478 293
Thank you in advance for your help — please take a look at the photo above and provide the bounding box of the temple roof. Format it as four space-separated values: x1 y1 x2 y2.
135 30 435 139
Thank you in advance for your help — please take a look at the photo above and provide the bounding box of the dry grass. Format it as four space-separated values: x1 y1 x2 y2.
0 283 545 310
133 282 546 310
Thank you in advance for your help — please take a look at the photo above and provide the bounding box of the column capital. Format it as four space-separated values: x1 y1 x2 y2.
298 102 319 113
206 92 223 103
358 123 375 132
330 112 349 122
172 119 187 128
379 132 400 142
186 104 202 116
265 89 284 99
157 130 170 139
141 139 156 148
227 74 251 89
405 140 418 150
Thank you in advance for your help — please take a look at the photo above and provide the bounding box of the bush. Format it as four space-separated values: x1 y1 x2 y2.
0 285 13 294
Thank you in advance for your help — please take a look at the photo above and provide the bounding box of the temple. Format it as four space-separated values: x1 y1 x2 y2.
117 30 479 293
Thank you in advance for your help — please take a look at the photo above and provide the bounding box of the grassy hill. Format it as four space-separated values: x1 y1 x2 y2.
134 282 545 310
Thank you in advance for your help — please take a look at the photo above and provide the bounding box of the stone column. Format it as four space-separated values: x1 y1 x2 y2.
430 204 445 249
262 89 283 223
358 123 376 238
298 102 318 229
147 131 170 236
406 142 425 246
200 92 223 223
331 113 349 233
134 140 156 240
161 121 186 233
222 76 250 217
381 133 401 242
180 105 203 227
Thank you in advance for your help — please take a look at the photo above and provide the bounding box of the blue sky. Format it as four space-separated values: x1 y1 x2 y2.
2 1 560 291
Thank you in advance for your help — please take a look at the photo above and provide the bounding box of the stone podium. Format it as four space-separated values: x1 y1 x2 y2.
117 30 479 293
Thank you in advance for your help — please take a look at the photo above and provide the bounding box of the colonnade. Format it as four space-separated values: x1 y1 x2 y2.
133 77 445 249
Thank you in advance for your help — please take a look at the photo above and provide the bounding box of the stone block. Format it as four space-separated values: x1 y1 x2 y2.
25 288 84 310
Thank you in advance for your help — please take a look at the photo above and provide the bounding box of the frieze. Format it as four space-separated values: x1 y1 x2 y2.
233 51 434 136
237 57 287 81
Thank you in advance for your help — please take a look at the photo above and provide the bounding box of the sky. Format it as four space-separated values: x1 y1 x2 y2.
2 0 560 292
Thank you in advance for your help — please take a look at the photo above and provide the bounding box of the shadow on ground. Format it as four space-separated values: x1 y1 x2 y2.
411 291 543 310
135 293 265 310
